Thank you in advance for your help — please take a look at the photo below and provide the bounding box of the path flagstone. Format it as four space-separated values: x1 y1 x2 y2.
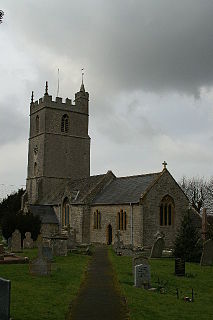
69 245 129 320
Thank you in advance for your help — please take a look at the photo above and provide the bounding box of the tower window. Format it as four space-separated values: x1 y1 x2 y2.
117 210 127 231
34 162 37 176
61 114 69 133
159 195 174 226
36 115 39 133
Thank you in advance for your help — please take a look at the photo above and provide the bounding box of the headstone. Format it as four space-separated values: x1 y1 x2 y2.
134 264 151 288
52 239 67 256
67 227 77 249
150 237 165 258
11 229 22 252
175 258 185 276
114 231 124 251
0 277 11 320
23 232 34 249
42 246 53 261
29 256 51 276
132 256 149 275
200 239 213 266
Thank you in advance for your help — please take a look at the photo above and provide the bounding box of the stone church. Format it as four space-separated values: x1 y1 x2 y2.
22 81 197 248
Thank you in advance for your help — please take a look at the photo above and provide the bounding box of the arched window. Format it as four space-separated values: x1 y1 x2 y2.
93 210 101 229
36 115 39 133
159 195 174 226
117 209 127 230
34 162 37 176
61 114 69 133
62 198 70 227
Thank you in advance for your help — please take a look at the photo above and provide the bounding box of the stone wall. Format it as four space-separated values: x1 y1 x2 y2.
90 204 142 247
142 170 189 248
41 223 59 237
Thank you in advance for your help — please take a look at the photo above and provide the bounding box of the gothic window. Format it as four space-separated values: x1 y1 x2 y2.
34 162 37 176
159 195 174 226
62 198 70 227
61 114 69 133
36 115 39 133
94 210 101 229
117 209 127 230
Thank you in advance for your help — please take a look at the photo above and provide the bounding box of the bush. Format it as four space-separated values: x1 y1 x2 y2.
173 212 202 262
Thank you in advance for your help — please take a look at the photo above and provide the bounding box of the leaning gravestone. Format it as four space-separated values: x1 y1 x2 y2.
67 228 77 249
11 229 22 252
134 264 151 289
132 256 149 276
23 232 34 249
200 239 213 266
0 277 11 320
150 237 165 258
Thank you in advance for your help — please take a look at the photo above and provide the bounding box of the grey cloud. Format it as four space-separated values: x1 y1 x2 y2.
4 0 213 96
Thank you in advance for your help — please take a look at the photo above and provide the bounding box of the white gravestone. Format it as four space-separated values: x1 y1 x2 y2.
134 264 151 288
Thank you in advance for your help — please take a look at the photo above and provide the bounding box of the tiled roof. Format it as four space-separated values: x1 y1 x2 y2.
29 205 59 224
92 172 161 204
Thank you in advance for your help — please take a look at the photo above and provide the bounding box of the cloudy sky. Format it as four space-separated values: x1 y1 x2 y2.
1 0 213 198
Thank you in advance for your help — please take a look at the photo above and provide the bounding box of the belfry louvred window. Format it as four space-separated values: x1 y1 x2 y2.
159 195 174 226
36 115 39 133
61 114 69 133
94 210 101 229
117 209 127 230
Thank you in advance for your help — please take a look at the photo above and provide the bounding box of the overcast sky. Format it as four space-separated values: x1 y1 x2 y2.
1 0 213 199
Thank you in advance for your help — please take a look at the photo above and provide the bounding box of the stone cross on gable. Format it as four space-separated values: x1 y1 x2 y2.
162 161 167 169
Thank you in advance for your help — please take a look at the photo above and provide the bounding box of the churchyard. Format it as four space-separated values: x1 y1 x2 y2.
109 249 213 320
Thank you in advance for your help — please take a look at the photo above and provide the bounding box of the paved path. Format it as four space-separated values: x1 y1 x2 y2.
69 246 129 320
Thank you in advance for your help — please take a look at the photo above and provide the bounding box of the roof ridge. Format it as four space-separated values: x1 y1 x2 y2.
117 172 161 180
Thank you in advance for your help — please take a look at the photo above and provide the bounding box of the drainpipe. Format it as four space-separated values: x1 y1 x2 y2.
130 203 133 246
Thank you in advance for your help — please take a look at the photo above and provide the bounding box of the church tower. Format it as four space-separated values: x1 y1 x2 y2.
26 81 90 204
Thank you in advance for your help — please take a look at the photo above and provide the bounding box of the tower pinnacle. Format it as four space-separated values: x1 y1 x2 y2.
45 81 48 95
80 68 85 92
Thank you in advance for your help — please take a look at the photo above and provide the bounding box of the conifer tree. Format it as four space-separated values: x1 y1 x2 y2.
173 212 202 262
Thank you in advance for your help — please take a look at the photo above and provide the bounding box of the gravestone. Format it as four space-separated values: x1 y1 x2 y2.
42 246 53 261
52 239 67 256
0 277 11 320
132 256 149 275
67 227 77 249
175 258 185 276
23 232 34 249
11 229 22 252
114 231 124 252
150 237 165 258
200 239 213 266
134 264 151 288
29 256 51 276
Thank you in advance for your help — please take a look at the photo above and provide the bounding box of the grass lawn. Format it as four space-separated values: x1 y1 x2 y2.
0 249 89 320
109 249 213 320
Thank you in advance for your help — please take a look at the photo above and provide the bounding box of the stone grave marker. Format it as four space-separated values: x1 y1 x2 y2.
175 258 185 276
150 237 165 258
42 246 53 261
11 229 22 252
29 256 51 276
0 277 11 320
132 256 149 275
200 239 213 266
23 232 34 249
134 264 151 288
67 227 77 249
52 239 68 256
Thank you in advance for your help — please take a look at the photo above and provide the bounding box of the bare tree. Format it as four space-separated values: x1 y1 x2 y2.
0 10 4 24
179 176 212 213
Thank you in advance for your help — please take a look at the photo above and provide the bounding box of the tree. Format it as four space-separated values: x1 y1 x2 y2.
0 10 4 24
180 176 213 214
173 212 202 262
0 189 41 241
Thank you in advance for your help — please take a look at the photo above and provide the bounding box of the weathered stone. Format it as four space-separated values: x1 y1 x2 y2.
150 237 165 258
11 229 22 252
134 264 151 288
132 256 149 275
52 239 67 256
42 246 53 261
29 256 51 276
0 277 11 320
67 227 77 249
23 232 34 249
200 239 213 266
